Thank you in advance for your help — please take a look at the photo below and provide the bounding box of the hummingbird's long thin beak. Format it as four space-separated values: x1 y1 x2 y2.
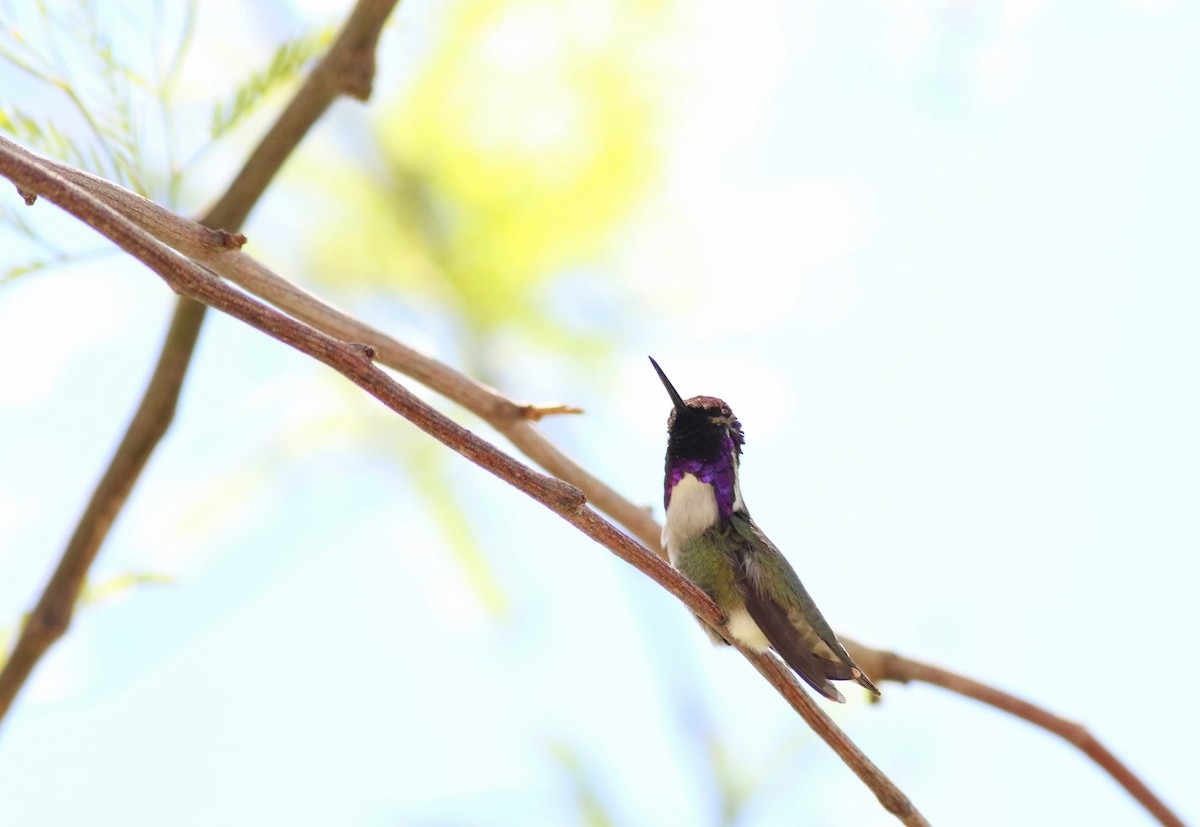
648 356 688 411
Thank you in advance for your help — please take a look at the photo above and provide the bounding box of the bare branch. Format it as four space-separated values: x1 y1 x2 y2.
744 649 930 827
0 0 401 727
1 144 667 554
843 641 1187 827
0 142 927 825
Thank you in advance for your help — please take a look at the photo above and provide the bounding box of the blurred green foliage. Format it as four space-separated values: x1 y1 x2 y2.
0 0 192 200
0 3 141 191
0 1 335 216
263 388 510 618
300 0 677 613
80 572 173 606
310 0 671 357
209 27 334 140
549 741 619 827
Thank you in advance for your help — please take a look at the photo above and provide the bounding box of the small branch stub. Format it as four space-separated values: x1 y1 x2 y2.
520 403 585 421
348 342 377 362
547 479 587 513
220 231 248 249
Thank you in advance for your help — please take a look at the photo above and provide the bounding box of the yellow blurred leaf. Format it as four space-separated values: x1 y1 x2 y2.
80 572 173 607
311 0 674 347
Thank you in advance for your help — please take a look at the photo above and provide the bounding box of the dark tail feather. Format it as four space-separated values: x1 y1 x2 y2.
817 656 881 696
852 667 881 697
776 643 847 704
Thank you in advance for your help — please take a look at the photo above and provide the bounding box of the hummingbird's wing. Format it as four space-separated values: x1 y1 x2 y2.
735 578 851 703
728 512 880 700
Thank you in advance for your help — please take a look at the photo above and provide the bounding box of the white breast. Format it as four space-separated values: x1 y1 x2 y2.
662 473 718 563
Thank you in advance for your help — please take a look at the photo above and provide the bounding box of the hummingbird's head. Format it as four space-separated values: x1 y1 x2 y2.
650 357 746 517
664 394 745 455
649 357 745 456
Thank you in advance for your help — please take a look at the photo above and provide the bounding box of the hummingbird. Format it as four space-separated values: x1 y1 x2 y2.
650 356 879 703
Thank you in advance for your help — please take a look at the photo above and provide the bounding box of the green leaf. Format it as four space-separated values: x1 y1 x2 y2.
79 572 173 607
0 105 91 171
209 27 334 140
3 257 57 284
0 623 12 669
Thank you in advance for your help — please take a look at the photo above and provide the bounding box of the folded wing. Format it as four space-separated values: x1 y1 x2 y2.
729 513 880 701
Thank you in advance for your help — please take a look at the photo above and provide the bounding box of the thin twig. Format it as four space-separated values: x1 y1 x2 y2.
842 641 1187 827
0 145 927 826
0 0 401 727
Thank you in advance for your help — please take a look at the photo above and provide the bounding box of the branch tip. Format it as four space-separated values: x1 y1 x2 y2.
521 403 585 421
219 231 247 249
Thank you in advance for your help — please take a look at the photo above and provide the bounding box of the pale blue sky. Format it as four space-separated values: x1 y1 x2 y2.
1 1 1198 825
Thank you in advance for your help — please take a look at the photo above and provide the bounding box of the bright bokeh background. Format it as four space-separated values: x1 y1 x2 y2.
2 1 1198 825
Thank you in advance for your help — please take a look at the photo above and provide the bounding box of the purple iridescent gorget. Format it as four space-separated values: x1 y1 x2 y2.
665 431 741 519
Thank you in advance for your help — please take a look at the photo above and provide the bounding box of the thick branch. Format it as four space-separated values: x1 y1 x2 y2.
0 0 400 727
0 145 926 825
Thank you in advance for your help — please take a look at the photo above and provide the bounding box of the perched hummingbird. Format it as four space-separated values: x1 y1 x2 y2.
650 357 879 703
